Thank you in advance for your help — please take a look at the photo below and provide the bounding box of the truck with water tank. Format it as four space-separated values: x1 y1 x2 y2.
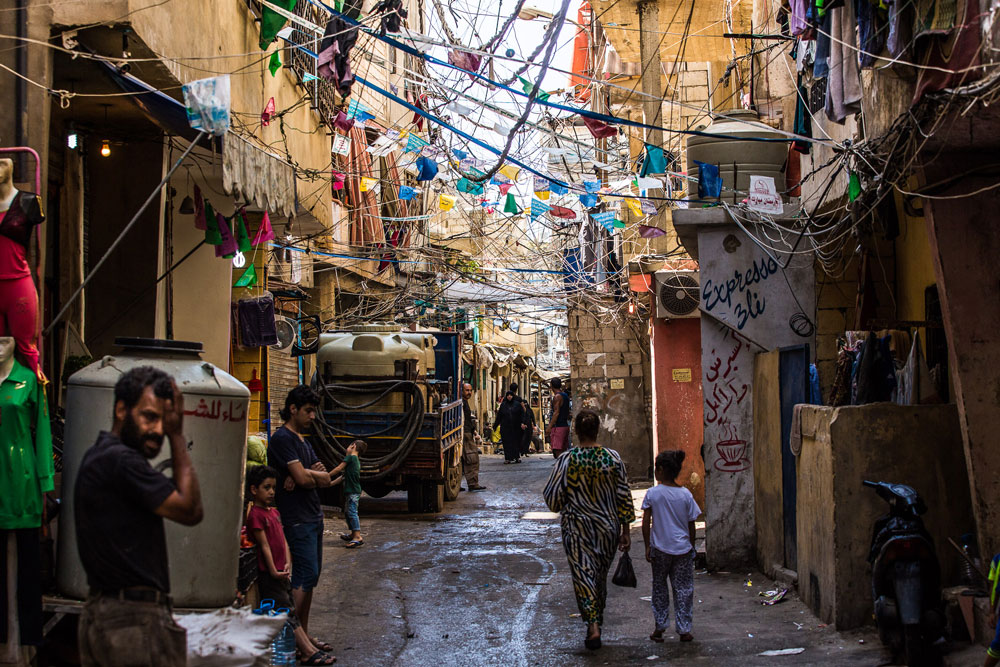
308 325 464 513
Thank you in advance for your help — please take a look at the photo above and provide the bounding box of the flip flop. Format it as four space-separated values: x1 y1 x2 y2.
345 540 364 549
300 651 336 665
311 638 334 651
649 633 664 643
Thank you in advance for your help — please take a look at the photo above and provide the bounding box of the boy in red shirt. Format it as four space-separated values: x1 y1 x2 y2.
246 466 335 665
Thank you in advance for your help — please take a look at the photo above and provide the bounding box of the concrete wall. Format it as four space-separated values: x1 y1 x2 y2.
693 221 816 567
796 404 974 629
650 316 704 507
753 350 784 578
568 302 654 481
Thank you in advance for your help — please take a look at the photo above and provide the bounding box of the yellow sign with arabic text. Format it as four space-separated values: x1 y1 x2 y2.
672 368 692 383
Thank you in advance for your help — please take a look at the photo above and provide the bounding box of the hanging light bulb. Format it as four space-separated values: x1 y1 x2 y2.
628 300 636 315
178 196 194 214
100 140 111 158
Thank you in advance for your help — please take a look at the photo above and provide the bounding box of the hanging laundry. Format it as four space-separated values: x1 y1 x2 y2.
234 264 257 288
639 224 667 238
416 156 438 181
503 193 519 213
332 171 346 191
334 110 355 133
518 76 550 101
252 211 275 246
359 176 377 192
824 1 862 123
193 184 206 231
448 49 483 79
259 0 296 49
398 185 418 201
694 161 722 198
579 193 598 208
269 52 282 77
813 10 832 78
498 182 513 195
640 145 667 176
261 97 276 126
793 78 812 155
215 213 238 258
582 115 617 139
372 0 407 34
549 181 569 195
204 201 223 245
549 205 576 220
235 209 252 253
856 0 886 69
457 177 484 195
499 164 520 181
317 14 359 97
439 194 456 211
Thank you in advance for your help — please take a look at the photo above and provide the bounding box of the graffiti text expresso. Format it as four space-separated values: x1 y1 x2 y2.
702 256 778 330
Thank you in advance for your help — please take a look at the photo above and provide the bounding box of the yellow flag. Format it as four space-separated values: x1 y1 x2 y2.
360 177 377 192
535 190 550 200
499 164 520 181
626 197 643 217
439 194 456 211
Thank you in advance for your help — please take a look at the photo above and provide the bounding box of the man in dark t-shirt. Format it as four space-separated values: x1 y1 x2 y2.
268 384 333 646
75 366 203 667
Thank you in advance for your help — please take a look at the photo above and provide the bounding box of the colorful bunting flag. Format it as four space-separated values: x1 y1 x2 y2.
453 149 468 160
359 177 377 192
416 156 438 181
579 193 598 208
204 201 222 245
640 199 658 215
499 183 513 195
613 218 626 229
626 198 644 218
518 76 550 102
259 0 295 49
499 165 520 181
399 185 418 201
530 198 551 219
849 172 861 202
334 111 355 133
355 110 376 126
331 171 346 191
582 115 617 139
635 176 664 190
234 264 257 288
535 190 550 200
269 51 282 77
504 193 519 213
549 205 576 220
235 209 252 253
549 181 568 195
591 210 615 232
694 161 722 198
332 134 351 156
347 98 370 118
583 180 602 193
439 194 456 211
252 211 275 246
457 177 484 195
641 145 668 176
533 176 550 192
639 224 667 239
405 133 429 153
215 213 238 258
261 97 276 126
448 49 483 79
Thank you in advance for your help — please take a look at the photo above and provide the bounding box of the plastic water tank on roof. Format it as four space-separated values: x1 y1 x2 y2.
685 110 789 204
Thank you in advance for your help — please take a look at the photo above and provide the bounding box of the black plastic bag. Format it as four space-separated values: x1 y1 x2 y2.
611 551 637 588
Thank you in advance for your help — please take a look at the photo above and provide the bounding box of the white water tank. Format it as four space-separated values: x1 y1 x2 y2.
57 338 250 607
686 109 790 204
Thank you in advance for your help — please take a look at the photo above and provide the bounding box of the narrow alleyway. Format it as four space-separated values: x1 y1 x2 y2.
309 456 884 666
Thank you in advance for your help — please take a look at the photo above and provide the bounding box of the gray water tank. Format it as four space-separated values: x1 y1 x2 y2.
685 110 789 204
57 338 250 607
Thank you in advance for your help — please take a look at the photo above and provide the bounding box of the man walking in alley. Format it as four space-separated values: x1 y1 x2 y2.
268 385 335 653
461 382 486 491
75 367 203 667
494 383 528 464
546 378 570 458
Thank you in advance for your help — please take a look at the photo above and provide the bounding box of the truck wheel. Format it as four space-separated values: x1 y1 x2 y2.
424 481 445 513
406 480 424 513
444 449 462 502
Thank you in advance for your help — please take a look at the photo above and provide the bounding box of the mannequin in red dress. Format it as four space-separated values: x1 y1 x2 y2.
0 158 43 376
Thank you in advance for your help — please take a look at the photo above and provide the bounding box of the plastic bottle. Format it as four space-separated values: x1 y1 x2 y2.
270 609 296 666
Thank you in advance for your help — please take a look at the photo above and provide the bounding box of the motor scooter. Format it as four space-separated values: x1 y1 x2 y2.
864 480 945 666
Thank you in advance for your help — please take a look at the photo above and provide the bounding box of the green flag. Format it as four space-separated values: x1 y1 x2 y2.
613 218 625 229
269 51 282 77
504 193 519 214
848 172 861 202
518 76 550 102
204 201 223 245
234 264 257 288
259 0 296 49
235 212 252 253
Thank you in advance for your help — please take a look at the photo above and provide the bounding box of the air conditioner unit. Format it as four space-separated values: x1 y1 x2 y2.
272 316 296 354
655 270 701 319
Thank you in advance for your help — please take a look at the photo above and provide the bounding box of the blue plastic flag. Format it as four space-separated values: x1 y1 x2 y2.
579 193 599 208
453 149 468 160
694 160 722 198
457 177 484 194
530 198 551 219
583 180 602 193
399 185 418 201
591 210 615 232
641 145 667 176
549 181 568 195
533 176 550 192
405 133 429 153
416 156 438 181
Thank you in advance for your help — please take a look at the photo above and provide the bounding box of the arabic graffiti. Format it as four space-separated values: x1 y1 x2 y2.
704 332 750 425
183 398 247 423
701 256 777 330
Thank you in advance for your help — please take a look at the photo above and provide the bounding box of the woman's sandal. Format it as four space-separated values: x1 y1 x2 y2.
584 636 602 650
300 651 336 665
649 632 664 643
345 540 364 548
311 638 334 651
679 633 694 642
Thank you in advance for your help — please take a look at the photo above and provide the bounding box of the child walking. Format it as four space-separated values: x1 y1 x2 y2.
641 450 701 643
246 466 336 665
331 440 367 548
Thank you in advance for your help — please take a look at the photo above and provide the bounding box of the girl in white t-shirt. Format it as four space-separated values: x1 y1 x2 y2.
641 450 702 643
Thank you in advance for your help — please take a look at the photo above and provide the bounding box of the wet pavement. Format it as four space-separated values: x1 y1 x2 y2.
309 454 889 666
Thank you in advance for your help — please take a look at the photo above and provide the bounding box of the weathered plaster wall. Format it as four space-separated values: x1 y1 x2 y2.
696 224 816 567
650 316 704 507
797 403 973 629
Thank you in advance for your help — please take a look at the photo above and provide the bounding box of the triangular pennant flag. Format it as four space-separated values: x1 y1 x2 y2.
334 110 355 133
193 184 206 230
849 172 861 202
639 224 667 238
583 180 602 193
498 183 513 195
354 110 376 127
261 97 276 126
204 201 223 245
235 210 252 253
399 185 418 201
694 161 722 198
234 264 257 288
252 211 275 246
579 193 599 208
626 198 644 217
518 76 550 102
549 181 569 195
504 193 519 214
269 51 282 77
613 218 626 229
416 156 438 181
346 98 369 118
641 145 668 176
535 190 550 200
215 213 238 258
582 115 617 139
439 194 456 211
591 210 616 232
499 164 520 181
405 133 429 153
530 198 551 219
359 176 377 192
457 177 484 195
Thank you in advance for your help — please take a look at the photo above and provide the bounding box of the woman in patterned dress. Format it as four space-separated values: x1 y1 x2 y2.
543 409 635 650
